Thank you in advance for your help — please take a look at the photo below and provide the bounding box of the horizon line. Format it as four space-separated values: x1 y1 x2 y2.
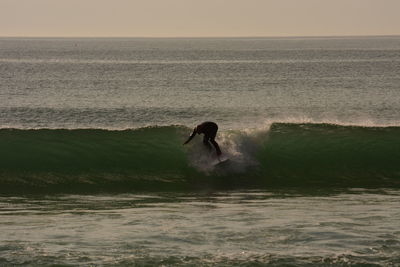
1 34 400 39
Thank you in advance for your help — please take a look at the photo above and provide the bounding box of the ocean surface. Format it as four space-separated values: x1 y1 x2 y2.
1 36 400 266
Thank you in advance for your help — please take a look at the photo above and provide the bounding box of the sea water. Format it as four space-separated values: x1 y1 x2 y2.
1 37 400 265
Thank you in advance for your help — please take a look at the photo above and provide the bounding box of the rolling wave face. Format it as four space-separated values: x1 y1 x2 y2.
1 123 400 193
259 123 400 187
0 126 195 193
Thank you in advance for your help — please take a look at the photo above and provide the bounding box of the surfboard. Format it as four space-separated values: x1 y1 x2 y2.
211 155 229 166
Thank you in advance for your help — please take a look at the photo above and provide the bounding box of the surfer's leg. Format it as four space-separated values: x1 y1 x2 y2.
203 135 212 151
210 139 222 156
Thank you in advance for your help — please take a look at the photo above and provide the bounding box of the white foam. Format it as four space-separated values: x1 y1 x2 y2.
186 127 269 174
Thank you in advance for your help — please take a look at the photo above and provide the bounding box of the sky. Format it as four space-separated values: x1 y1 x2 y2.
1 0 400 37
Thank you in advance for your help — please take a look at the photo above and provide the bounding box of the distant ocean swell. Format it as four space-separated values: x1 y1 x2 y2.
1 123 399 193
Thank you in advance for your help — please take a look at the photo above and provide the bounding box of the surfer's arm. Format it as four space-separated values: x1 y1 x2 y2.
183 129 197 145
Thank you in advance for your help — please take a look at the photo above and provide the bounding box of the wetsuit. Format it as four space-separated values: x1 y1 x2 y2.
183 121 222 156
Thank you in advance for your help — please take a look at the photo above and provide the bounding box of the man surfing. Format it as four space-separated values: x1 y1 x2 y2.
183 121 222 156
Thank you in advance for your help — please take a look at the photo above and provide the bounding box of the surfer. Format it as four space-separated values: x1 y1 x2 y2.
183 121 222 156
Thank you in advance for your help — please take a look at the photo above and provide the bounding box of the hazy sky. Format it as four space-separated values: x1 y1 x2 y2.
1 0 400 37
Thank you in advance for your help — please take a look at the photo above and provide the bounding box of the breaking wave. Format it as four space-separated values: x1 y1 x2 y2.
1 123 400 193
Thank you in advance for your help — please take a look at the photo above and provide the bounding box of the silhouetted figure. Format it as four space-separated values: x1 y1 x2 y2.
183 121 222 156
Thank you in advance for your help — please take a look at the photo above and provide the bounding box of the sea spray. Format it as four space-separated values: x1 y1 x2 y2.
185 127 267 174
